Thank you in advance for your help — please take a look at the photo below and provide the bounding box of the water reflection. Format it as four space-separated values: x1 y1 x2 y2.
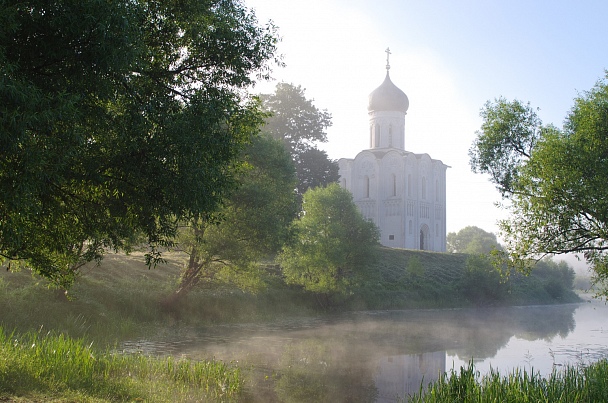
119 301 603 402
375 352 445 403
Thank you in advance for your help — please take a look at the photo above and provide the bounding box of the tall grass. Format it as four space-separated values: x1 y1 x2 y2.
0 326 242 402
408 360 608 402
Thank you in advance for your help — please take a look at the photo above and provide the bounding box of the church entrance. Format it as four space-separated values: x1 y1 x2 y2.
419 225 429 250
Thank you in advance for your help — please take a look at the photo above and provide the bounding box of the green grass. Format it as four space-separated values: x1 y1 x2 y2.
350 247 580 310
0 248 583 401
407 360 608 402
0 248 579 344
0 325 242 402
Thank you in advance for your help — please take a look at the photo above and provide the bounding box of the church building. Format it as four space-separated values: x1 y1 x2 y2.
338 50 448 251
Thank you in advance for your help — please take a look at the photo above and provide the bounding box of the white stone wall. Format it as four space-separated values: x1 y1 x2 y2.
339 151 447 252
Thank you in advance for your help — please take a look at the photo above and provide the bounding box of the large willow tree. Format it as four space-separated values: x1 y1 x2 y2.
0 0 279 288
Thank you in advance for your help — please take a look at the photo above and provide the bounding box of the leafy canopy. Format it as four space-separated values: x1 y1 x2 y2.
469 73 608 295
447 226 503 255
0 0 279 287
174 135 298 295
260 83 338 195
278 184 379 297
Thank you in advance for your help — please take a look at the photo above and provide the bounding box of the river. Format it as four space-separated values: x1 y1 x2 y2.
121 295 608 402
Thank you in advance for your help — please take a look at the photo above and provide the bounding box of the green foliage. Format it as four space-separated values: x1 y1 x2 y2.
469 74 608 296
407 256 425 279
469 97 542 197
409 360 608 403
356 247 579 310
278 184 379 298
175 135 298 294
0 326 242 402
447 226 503 254
260 83 339 194
459 254 508 305
0 0 279 288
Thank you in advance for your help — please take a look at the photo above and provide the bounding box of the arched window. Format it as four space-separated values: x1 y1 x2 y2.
422 177 427 200
391 173 396 197
388 125 393 147
365 176 370 198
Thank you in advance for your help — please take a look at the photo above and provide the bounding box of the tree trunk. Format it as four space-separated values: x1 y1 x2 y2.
160 223 211 317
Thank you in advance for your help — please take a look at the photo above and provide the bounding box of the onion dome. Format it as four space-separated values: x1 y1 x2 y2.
368 72 409 113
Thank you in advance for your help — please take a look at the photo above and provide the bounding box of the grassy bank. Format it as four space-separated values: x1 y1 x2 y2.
408 360 608 402
0 248 585 401
352 247 580 310
0 326 242 402
0 248 579 342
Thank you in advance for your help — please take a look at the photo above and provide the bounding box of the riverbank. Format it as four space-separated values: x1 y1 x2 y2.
0 248 583 401
0 247 580 344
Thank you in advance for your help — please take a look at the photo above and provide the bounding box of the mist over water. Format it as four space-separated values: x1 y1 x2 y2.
121 297 608 402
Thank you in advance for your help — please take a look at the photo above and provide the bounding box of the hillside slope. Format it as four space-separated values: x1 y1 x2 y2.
0 248 579 343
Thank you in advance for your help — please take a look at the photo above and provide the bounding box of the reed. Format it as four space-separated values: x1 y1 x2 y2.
0 326 242 402
408 360 608 402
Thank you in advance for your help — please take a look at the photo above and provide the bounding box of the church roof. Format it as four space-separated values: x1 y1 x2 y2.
368 72 409 113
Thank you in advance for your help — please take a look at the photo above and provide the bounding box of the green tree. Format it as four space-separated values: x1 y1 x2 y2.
0 0 279 287
260 83 339 195
469 97 543 198
278 184 379 304
171 135 298 299
447 226 503 255
469 74 608 295
459 254 508 305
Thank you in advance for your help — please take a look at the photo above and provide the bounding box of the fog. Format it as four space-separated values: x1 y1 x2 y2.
120 299 608 402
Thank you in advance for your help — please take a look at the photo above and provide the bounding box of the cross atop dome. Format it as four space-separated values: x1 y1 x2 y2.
368 51 409 114
385 47 391 71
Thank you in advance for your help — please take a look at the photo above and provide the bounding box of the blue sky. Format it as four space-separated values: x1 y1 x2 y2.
245 0 608 250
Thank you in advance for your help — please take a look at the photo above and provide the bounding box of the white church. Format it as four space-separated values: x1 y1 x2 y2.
338 50 448 252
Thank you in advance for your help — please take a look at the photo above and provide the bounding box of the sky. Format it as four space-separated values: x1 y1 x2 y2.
243 0 608 257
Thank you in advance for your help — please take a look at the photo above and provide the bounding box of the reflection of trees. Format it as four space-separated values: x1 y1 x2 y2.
139 304 579 400
510 305 576 340
444 304 578 359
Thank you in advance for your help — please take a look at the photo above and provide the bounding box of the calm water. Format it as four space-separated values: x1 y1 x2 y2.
121 296 608 402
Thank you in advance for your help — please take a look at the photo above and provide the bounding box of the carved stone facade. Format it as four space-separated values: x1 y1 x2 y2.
338 66 448 251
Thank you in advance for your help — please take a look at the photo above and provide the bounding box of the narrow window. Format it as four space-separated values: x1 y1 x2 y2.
391 174 396 197
422 177 427 200
365 176 370 198
388 125 393 147
435 180 439 202
374 124 380 147
369 125 373 148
